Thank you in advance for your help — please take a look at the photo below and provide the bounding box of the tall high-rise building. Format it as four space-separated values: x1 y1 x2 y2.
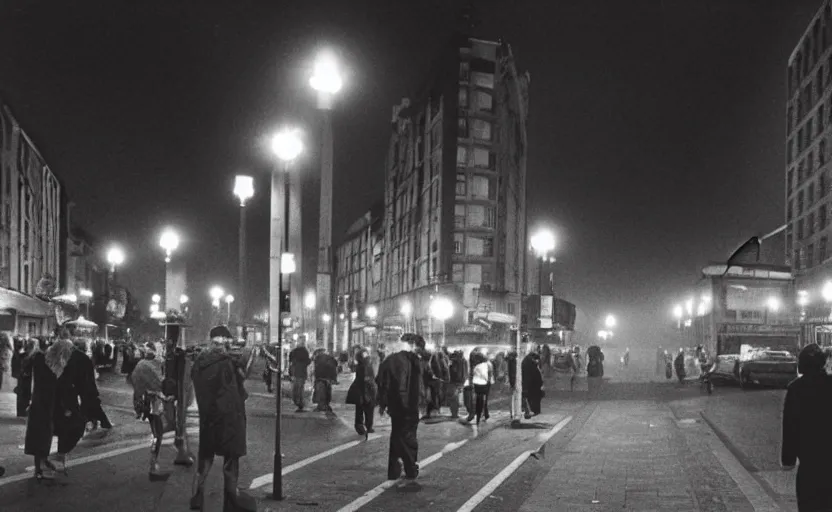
0 99 65 336
377 34 529 346
786 2 832 343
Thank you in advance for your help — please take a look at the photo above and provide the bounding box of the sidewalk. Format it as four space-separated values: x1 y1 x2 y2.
517 400 775 512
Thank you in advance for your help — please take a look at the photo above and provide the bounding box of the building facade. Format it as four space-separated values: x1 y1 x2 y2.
334 204 384 349
0 99 64 336
785 3 832 346
374 34 529 347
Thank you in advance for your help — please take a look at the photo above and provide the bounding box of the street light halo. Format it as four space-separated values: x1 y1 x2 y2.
530 229 556 257
430 297 454 321
605 314 616 329
366 305 378 320
304 291 316 310
225 294 235 304
106 246 125 267
271 128 304 163
310 50 343 94
234 175 255 206
210 286 225 301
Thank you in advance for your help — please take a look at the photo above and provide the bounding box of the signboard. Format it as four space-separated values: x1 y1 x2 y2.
540 295 553 319
725 285 781 311
719 323 799 334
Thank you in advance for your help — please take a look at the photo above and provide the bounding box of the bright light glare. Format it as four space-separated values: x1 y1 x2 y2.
672 305 683 319
767 296 781 312
604 314 616 329
304 291 316 310
823 281 832 302
150 304 159 314
271 128 304 162
696 302 707 316
281 253 296 274
107 247 125 266
80 289 93 298
210 286 225 300
685 298 694 316
151 294 161 304
234 175 255 206
530 229 556 257
309 52 343 94
400 301 413 316
321 313 331 323
430 297 454 321
180 294 189 305
225 294 235 304
366 306 378 319
160 229 180 262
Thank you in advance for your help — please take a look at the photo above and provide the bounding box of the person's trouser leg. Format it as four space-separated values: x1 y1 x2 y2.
221 456 240 512
292 377 305 409
448 384 460 418
190 453 214 509
387 416 402 479
365 404 375 431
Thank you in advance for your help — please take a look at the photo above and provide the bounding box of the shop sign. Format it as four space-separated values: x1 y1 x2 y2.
718 323 799 334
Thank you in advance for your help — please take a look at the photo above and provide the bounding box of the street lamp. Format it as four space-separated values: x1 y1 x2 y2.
310 51 344 380
152 294 161 304
605 314 616 329
225 294 235 323
429 297 454 346
234 175 255 325
530 229 556 295
106 246 125 275
269 125 304 501
366 305 378 320
400 301 413 332
180 294 189 305
685 298 694 318
321 313 331 324
160 229 180 264
823 281 832 303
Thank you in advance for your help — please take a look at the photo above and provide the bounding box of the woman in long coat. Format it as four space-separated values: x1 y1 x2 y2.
13 338 37 417
24 337 98 480
346 348 378 436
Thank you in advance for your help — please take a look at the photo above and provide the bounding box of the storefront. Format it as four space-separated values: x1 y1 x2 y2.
0 287 55 337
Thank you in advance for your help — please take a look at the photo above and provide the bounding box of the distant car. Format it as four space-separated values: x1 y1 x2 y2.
736 349 797 389
708 354 741 385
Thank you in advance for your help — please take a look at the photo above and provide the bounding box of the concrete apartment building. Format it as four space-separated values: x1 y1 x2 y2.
372 34 529 347
0 99 65 336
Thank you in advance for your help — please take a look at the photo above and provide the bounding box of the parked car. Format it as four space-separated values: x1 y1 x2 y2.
708 353 741 385
735 349 797 389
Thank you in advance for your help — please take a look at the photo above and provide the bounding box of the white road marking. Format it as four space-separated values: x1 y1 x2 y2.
1 427 201 484
455 416 573 512
336 438 472 512
248 433 383 490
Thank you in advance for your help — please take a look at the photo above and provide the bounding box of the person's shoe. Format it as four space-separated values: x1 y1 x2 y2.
397 478 421 492
355 424 367 436
366 427 375 434
387 460 404 480
189 489 204 510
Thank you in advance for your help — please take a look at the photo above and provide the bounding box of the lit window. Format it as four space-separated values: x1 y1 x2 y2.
455 204 466 228
471 119 491 141
473 91 493 112
470 176 490 199
454 234 464 254
456 173 467 197
453 263 464 281
473 148 491 168
456 147 468 167
471 71 494 89
459 88 468 108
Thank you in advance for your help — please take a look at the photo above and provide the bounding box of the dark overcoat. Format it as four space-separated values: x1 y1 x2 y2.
346 351 378 407
191 347 247 458
376 350 423 419
24 340 98 457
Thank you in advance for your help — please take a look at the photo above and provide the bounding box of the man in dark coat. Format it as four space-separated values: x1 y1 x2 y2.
289 342 311 412
376 334 424 492
313 349 339 412
190 326 255 512
521 352 544 418
24 336 98 478
346 347 378 436
782 343 832 511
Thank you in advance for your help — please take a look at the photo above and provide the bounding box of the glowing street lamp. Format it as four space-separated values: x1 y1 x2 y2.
321 313 331 324
309 50 343 98
767 296 781 312
366 305 378 320
605 314 616 329
400 301 413 332
271 128 304 164
685 298 694 317
797 290 809 308
210 286 225 302
152 294 161 304
159 229 180 263
530 229 556 259
823 281 832 303
673 305 683 320
304 291 316 310
234 175 255 324
430 297 454 346
225 294 235 323
179 294 189 305
106 246 125 274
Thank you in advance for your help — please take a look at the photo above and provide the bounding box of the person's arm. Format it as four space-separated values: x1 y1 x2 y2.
781 386 798 468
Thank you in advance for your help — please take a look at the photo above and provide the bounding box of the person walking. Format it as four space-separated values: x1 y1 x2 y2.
447 350 468 419
288 342 311 412
465 351 494 425
522 352 544 418
313 349 339 413
24 334 98 480
623 348 630 367
674 348 686 385
346 347 378 436
376 334 424 492
0 333 11 392
781 343 832 511
13 338 37 417
190 326 255 511
586 345 605 395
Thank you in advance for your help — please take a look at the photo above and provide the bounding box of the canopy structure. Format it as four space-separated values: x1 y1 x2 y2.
64 316 98 329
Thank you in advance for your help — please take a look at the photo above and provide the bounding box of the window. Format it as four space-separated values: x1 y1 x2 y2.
472 148 494 169
822 139 827 164
470 176 491 199
465 264 482 284
467 204 493 227
482 266 493 286
471 119 492 141
472 91 493 112
821 236 829 262
453 263 464 281
456 172 466 197
484 206 496 227
821 171 827 197
808 244 815 268
466 235 494 257
470 71 494 89
458 118 468 138
454 234 464 254
821 105 826 132
798 217 805 240
821 204 828 230
455 204 465 228
458 88 468 108
457 146 468 167
788 169 795 195
809 211 816 235
810 182 816 204
799 189 805 214
459 61 470 82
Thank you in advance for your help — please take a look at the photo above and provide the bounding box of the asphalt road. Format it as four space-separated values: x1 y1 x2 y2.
0 356 796 512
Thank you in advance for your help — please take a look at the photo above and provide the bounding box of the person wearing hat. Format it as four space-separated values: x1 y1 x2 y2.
190 325 255 511
781 343 832 511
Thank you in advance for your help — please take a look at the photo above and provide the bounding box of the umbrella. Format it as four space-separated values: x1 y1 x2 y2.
65 316 98 329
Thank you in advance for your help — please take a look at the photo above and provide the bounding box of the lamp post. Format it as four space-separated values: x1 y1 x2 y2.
400 301 413 333
106 246 125 280
310 50 343 357
159 229 180 312
269 126 303 501
210 286 224 324
234 175 254 325
429 297 454 347
366 305 378 349
529 229 556 295
225 295 235 324
304 291 315 337
80 288 93 317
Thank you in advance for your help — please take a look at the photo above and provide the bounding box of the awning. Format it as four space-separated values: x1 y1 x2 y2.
0 288 53 317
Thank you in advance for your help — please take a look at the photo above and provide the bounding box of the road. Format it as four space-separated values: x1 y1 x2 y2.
0 354 796 511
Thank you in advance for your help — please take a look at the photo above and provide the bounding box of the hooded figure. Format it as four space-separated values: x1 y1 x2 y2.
190 325 255 512
24 337 98 479
346 348 378 436
376 334 424 492
782 343 832 511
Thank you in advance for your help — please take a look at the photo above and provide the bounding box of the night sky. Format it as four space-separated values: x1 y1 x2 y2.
0 0 820 348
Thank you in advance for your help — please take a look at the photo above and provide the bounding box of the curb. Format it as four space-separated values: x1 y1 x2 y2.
698 410 759 473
